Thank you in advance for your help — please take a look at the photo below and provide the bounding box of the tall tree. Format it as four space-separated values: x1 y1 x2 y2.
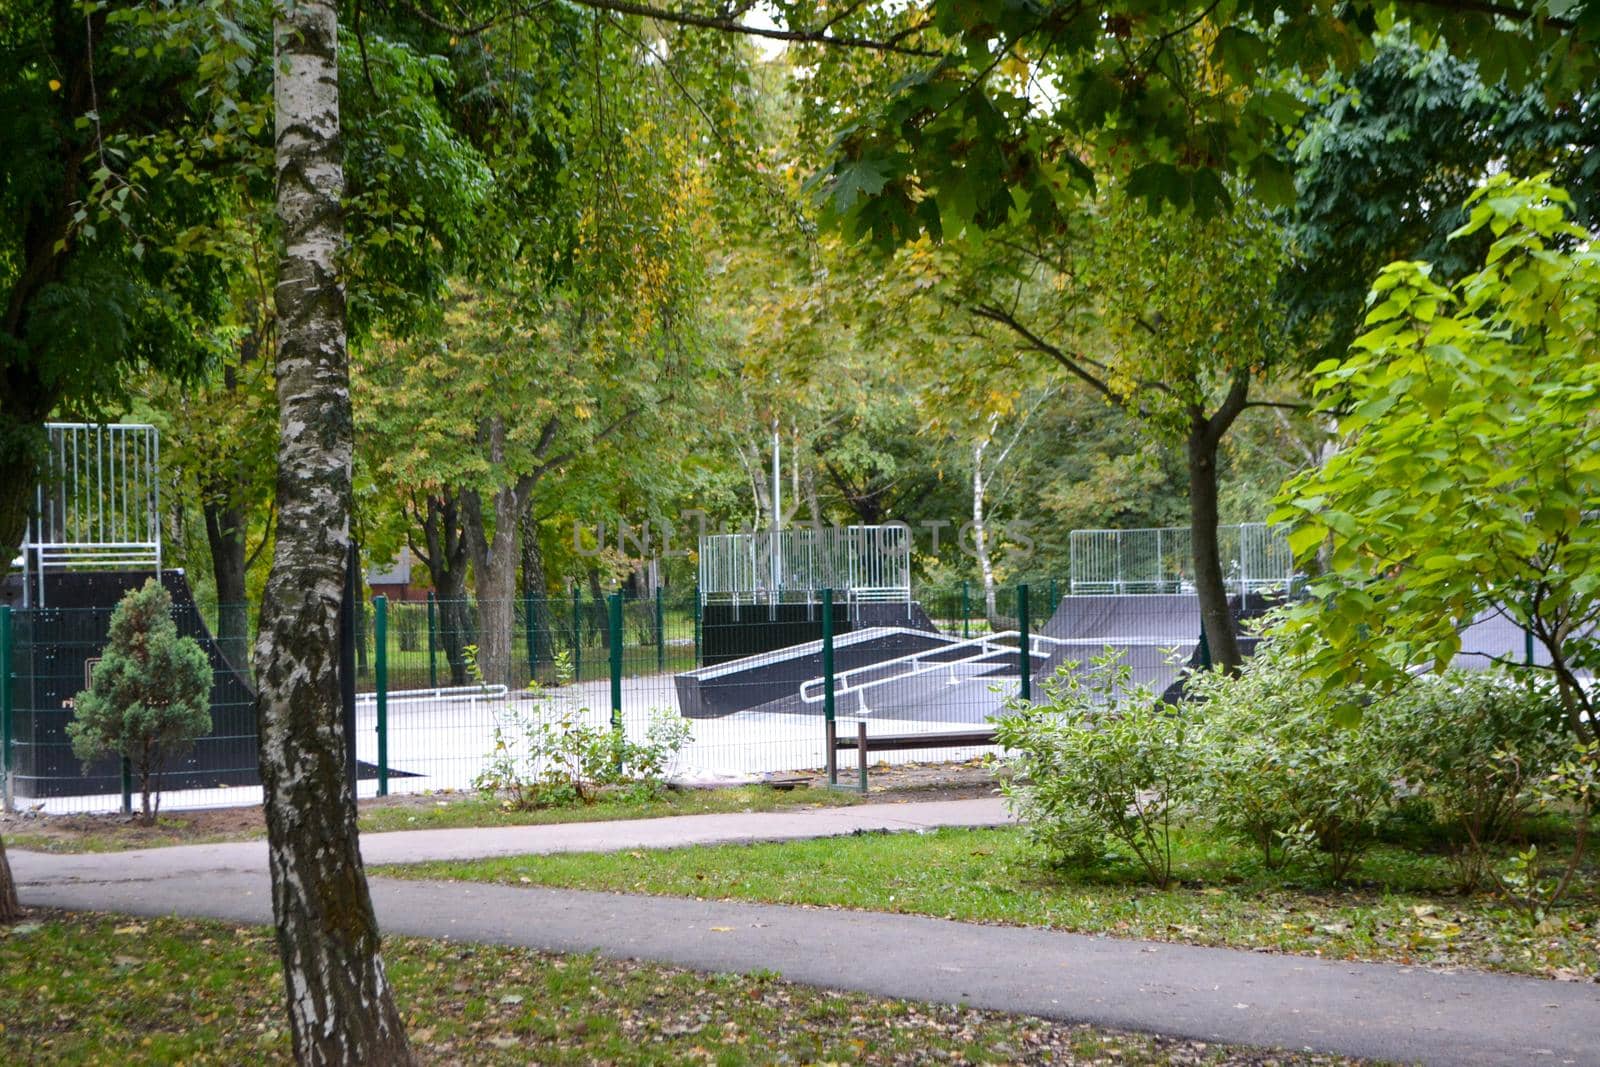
1283 35 1600 366
253 0 411 1059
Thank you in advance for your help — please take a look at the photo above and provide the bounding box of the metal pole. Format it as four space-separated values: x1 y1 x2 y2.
571 585 582 683
655 585 665 674
374 595 389 797
121 756 133 816
1018 583 1031 703
0 605 11 813
857 720 868 794
534 588 547 681
608 592 624 774
425 591 438 689
693 590 702 668
823 587 836 787
961 580 970 639
1525 624 1535 667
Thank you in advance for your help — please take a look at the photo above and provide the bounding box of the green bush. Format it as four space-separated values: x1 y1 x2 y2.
1377 670 1567 889
1188 643 1393 880
68 579 214 824
993 652 1197 887
475 698 692 809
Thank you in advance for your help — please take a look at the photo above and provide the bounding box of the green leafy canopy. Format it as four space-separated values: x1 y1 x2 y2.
1273 174 1600 738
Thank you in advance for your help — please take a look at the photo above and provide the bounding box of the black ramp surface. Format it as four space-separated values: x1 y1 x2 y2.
1042 594 1203 643
9 569 260 798
675 627 959 718
1457 606 1597 670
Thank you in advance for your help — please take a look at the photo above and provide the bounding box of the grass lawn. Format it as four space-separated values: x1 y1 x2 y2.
0 911 1359 1066
389 823 1600 981
4 784 856 854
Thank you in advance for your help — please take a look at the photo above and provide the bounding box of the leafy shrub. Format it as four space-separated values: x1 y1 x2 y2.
1376 669 1567 888
1188 643 1393 880
68 579 214 824
391 602 425 653
1494 741 1598 919
993 652 1197 887
475 698 692 809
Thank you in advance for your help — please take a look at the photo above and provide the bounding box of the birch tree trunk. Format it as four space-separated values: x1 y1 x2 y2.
972 435 998 624
257 2 413 1061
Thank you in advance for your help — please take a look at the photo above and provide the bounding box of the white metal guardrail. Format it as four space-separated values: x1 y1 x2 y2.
699 524 911 607
16 422 162 606
1069 522 1295 596
354 684 509 706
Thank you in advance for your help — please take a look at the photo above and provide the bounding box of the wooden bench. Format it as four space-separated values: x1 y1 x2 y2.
824 720 998 792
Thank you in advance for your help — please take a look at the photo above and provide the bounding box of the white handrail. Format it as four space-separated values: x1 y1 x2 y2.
799 630 1078 706
355 684 508 705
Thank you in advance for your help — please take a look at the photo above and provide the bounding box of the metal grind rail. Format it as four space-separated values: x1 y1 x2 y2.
801 630 1202 717
354 684 508 706
799 630 1086 716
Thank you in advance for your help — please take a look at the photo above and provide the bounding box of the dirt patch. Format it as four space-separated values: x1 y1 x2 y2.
800 758 1004 802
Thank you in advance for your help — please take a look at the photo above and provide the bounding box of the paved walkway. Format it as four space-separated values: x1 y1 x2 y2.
14 798 1600 1066
13 797 1011 884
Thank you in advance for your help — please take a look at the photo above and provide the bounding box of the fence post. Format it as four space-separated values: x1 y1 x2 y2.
425 591 438 689
374 595 389 797
534 588 547 681
608 593 624 774
693 593 702 667
571 586 582 682
1018 583 1031 703
857 720 869 794
1048 577 1057 612
1198 627 1213 671
0 605 12 813
655 586 665 674
823 588 836 787
1525 625 1535 667
961 580 970 639
121 756 133 816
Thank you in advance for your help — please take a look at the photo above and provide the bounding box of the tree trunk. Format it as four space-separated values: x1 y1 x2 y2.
204 498 252 672
0 832 22 925
1187 421 1242 672
464 485 519 687
972 438 998 624
258 2 413 1061
519 503 547 597
461 418 528 688
588 567 609 649
416 493 471 684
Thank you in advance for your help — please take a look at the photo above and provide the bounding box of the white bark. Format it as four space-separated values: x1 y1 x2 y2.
257 1 413 1060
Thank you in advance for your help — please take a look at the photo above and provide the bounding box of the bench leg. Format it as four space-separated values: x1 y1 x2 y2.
857 720 868 794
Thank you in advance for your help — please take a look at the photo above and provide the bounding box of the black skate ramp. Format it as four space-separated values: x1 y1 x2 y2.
6 569 261 799
676 626 963 719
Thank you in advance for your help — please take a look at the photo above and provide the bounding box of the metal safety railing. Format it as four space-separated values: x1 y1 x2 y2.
1069 522 1295 596
16 422 163 607
698 524 911 607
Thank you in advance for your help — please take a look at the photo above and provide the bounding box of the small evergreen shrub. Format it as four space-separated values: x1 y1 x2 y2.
69 579 214 823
